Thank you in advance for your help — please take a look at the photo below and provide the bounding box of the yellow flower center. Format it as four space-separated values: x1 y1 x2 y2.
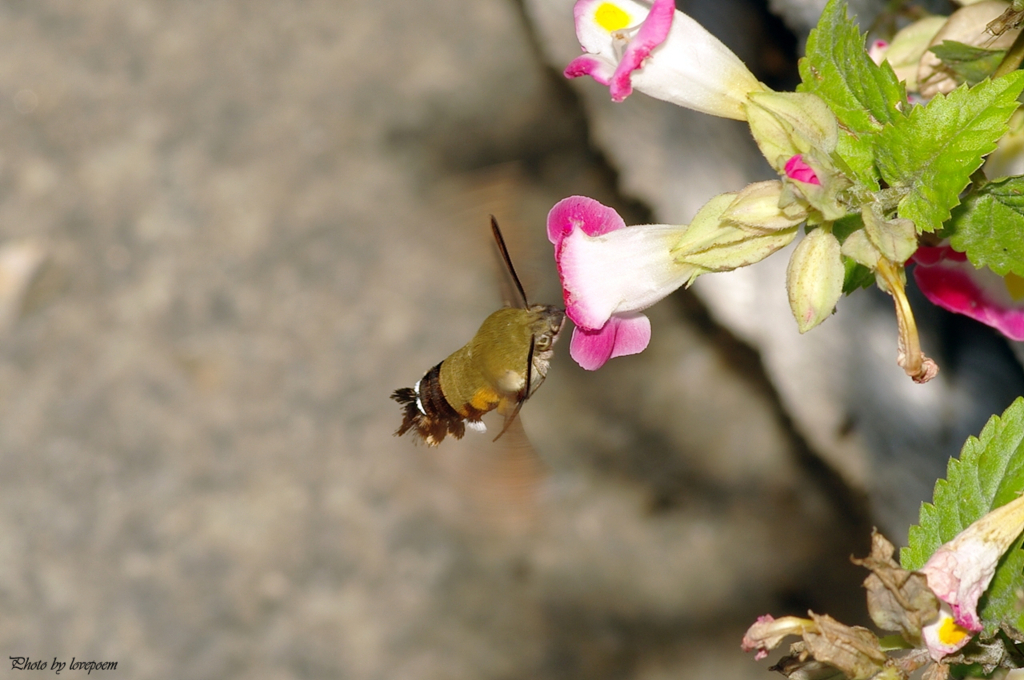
595 2 631 32
1005 272 1024 301
937 616 969 646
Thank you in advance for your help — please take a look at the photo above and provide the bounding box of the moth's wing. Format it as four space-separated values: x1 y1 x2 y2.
496 268 525 309
490 216 529 309
492 334 533 442
461 412 546 536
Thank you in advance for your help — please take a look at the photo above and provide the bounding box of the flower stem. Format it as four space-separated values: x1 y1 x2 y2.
876 258 939 383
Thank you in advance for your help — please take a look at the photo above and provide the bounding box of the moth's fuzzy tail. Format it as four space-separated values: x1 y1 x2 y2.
391 363 466 446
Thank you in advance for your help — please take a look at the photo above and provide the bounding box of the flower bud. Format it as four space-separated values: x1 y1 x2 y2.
671 192 798 271
721 180 809 232
784 155 820 185
786 228 844 333
840 228 881 270
783 152 852 222
746 91 839 171
862 204 918 264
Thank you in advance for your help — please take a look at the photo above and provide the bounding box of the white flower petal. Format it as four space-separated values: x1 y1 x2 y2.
558 223 692 329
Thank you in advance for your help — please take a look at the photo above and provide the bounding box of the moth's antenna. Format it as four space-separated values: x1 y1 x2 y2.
490 215 529 308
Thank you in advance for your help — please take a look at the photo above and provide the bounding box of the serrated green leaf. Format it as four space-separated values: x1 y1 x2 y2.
984 533 1024 639
875 73 1024 233
948 176 1024 277
902 397 1024 636
835 129 880 190
929 41 1006 87
798 0 906 135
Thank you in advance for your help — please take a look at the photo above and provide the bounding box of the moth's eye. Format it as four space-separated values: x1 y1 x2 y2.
535 334 552 352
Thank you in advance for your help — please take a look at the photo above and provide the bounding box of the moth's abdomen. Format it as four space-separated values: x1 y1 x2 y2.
392 361 480 446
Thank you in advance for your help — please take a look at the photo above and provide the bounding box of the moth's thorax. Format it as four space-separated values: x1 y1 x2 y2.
439 305 564 412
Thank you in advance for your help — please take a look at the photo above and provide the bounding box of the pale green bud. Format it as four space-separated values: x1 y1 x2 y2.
782 152 853 223
862 205 918 264
721 180 809 233
839 228 880 270
786 228 844 333
671 192 798 274
746 92 839 171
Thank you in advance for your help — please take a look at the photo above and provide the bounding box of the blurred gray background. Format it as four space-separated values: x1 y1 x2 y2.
0 0 1016 678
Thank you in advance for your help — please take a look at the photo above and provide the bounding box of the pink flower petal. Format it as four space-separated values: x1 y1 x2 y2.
608 0 674 102
913 245 967 266
912 246 1024 341
569 313 651 370
784 155 820 185
741 614 776 661
922 549 986 633
549 197 628 329
922 610 973 661
564 55 613 85
547 195 627 249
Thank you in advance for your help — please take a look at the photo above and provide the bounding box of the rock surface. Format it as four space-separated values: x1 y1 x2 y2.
0 1 875 678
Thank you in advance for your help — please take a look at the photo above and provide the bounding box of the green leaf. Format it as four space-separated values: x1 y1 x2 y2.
835 129 880 190
929 41 1006 86
902 397 1024 636
798 0 906 134
841 257 875 294
948 176 1024 277
832 212 864 242
875 73 1024 233
984 532 1024 638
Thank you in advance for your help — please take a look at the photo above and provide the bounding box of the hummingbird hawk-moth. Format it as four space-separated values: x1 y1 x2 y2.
391 217 565 447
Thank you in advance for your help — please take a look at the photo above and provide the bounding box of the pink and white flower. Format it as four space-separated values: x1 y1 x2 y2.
547 196 697 370
919 493 1024 660
912 245 1024 341
564 0 765 120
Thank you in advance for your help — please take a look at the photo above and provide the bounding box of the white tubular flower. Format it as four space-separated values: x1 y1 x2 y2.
548 195 695 370
919 494 1024 660
564 0 767 120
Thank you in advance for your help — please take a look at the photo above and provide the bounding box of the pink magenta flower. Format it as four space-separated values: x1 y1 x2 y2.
564 0 765 120
784 154 821 185
919 494 1024 660
912 245 1024 341
548 196 697 370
